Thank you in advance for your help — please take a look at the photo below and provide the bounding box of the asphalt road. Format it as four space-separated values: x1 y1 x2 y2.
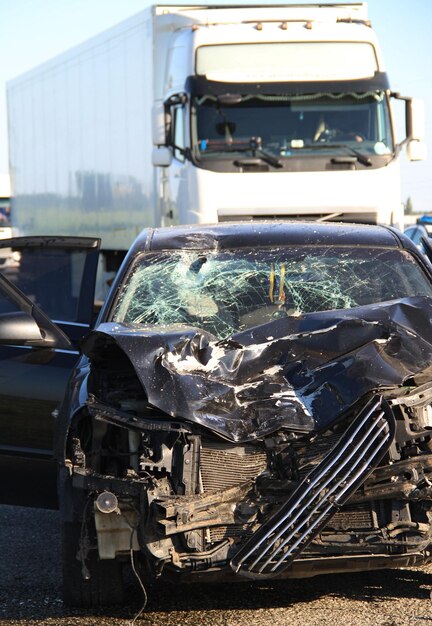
1 504 432 626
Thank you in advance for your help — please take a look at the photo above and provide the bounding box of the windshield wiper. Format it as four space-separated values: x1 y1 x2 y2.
199 137 283 169
302 142 372 167
245 137 283 169
338 145 372 167
234 153 283 170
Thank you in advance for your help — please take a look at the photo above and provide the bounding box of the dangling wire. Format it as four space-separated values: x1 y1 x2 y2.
128 535 148 625
123 510 150 625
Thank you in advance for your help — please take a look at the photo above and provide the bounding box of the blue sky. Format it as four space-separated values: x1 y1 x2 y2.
1 0 431 211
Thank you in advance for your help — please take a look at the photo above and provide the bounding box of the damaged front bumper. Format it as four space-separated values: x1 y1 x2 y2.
66 381 432 582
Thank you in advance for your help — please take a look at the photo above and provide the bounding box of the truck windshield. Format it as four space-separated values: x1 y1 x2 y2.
191 92 393 163
112 246 431 340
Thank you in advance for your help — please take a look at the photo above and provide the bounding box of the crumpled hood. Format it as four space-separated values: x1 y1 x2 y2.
82 296 432 442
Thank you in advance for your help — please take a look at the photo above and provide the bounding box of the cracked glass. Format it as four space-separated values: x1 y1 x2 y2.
112 247 432 340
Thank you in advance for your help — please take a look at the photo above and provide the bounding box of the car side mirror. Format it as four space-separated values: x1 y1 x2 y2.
0 273 72 349
0 311 57 348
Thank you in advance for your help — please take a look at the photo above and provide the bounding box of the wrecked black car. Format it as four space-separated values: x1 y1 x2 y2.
3 222 432 607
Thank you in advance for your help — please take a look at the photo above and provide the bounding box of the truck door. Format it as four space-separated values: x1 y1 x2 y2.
0 236 100 508
160 101 188 226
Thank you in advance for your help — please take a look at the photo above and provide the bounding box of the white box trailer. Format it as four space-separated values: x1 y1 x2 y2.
7 3 426 291
0 174 15 270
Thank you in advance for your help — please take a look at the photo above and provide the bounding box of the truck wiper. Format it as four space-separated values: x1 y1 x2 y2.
253 151 283 169
234 153 283 170
232 137 282 169
338 144 372 167
303 142 372 167
198 137 283 169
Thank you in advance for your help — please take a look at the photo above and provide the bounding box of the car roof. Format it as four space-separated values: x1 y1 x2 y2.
129 221 404 254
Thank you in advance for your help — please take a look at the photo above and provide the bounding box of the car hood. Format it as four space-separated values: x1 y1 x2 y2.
82 296 432 442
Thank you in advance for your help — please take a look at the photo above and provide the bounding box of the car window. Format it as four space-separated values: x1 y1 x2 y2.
0 273 72 348
405 226 425 245
112 246 432 339
404 226 417 241
9 249 85 321
0 281 23 315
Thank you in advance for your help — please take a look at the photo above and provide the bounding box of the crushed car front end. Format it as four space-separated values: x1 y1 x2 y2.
55 222 432 603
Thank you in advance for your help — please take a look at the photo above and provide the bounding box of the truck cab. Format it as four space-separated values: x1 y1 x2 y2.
153 3 426 228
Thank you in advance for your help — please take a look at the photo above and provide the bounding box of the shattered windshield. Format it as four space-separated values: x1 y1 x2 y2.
112 246 432 340
192 92 393 162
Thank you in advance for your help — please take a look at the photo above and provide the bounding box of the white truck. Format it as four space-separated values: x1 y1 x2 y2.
0 174 17 271
7 3 426 290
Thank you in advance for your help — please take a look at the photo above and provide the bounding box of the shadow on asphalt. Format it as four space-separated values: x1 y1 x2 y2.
146 568 432 612
1 504 432 623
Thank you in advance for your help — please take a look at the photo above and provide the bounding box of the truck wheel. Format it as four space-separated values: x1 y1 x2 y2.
61 520 125 607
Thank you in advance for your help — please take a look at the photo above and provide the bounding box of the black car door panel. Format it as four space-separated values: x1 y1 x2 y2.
0 237 100 508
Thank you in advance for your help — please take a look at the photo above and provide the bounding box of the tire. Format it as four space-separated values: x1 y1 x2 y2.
61 520 125 608
58 471 125 608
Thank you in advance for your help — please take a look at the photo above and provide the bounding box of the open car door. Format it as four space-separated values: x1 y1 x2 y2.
0 236 100 508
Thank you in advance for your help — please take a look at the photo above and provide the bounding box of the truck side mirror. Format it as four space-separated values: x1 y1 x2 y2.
406 98 425 141
152 94 187 148
406 98 427 161
152 101 169 146
151 146 173 167
406 140 427 162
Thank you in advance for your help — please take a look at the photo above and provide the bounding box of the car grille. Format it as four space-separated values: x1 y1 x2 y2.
230 396 395 578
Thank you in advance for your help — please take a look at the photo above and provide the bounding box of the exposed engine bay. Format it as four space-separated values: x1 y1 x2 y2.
61 297 432 581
